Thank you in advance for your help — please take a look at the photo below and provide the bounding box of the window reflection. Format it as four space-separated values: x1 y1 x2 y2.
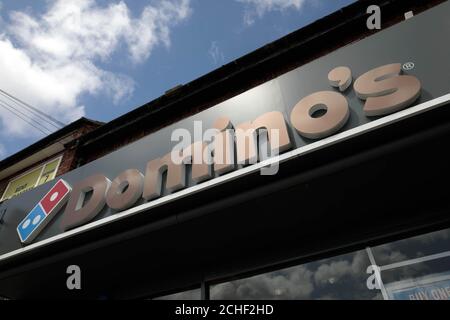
384 271 450 300
372 228 450 300
211 250 378 300
380 256 450 284
372 228 450 265
211 228 450 300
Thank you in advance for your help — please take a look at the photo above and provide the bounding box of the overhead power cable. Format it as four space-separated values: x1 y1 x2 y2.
0 100 51 136
0 88 65 129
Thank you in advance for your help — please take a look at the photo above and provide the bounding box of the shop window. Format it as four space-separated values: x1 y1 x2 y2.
210 250 376 300
209 227 450 300
1 156 62 202
370 228 450 300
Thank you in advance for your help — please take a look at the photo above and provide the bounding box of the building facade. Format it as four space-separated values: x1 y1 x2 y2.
0 0 449 299
0 118 102 203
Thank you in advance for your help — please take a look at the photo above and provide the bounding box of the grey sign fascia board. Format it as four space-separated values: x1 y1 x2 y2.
0 92 449 264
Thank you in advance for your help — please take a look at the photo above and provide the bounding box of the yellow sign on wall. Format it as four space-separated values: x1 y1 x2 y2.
1 157 62 202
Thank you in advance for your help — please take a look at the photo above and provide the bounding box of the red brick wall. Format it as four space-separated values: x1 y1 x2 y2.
0 178 10 201
54 123 99 176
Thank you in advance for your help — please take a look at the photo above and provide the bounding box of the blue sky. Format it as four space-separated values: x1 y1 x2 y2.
0 0 355 159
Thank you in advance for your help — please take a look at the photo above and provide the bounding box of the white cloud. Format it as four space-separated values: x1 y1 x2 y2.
0 0 191 138
237 0 306 25
208 41 225 65
127 0 191 63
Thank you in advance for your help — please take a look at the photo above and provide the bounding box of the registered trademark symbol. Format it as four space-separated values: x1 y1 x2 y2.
402 62 415 71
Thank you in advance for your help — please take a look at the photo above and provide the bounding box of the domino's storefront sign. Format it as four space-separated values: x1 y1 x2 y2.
14 62 425 246
17 180 71 244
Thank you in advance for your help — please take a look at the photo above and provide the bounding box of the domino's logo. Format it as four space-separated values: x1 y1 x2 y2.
17 179 72 244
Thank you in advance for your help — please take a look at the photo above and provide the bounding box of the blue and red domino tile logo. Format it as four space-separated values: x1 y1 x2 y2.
17 179 72 244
